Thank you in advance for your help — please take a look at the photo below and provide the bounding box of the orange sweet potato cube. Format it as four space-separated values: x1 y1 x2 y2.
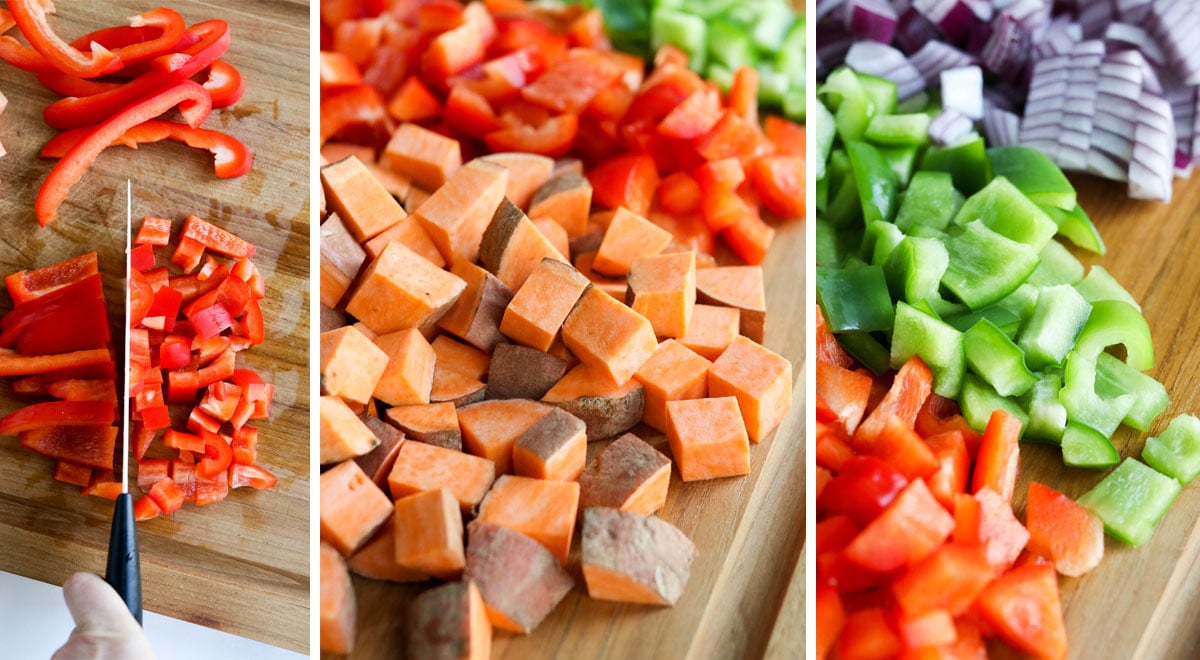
320 460 394 555
372 328 435 406
627 251 696 339
459 399 556 475
388 441 496 510
708 336 793 443
383 122 462 191
392 488 465 579
346 241 466 335
678 304 740 360
665 397 750 481
320 326 389 407
364 216 445 268
476 475 579 565
591 207 673 277
634 339 710 432
561 286 658 385
501 258 591 352
415 159 509 264
321 156 406 242
512 408 587 482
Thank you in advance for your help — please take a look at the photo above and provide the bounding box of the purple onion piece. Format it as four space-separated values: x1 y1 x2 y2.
845 0 899 44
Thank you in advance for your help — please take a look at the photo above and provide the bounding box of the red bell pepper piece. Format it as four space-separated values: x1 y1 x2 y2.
817 456 909 527
484 112 578 158
137 458 170 491
1025 481 1104 577
53 460 93 488
197 430 233 479
19 424 117 471
977 563 1068 660
0 275 110 354
84 470 123 500
130 268 155 328
197 350 235 387
147 286 183 333
181 215 256 259
46 379 116 402
231 425 257 464
187 406 221 434
4 251 98 305
164 429 205 453
167 369 199 402
814 585 845 660
240 298 265 345
36 70 120 97
136 216 172 246
0 347 112 377
189 302 234 339
319 50 362 95
320 84 394 146
71 7 187 67
972 408 1022 502
0 400 115 435
139 404 171 430
588 153 659 217
194 469 229 506
148 477 185 514
133 495 162 521
752 155 804 219
229 463 276 490
6 1 121 77
41 119 253 180
36 80 213 226
836 608 901 660
201 59 245 108
853 357 933 446
842 479 955 573
924 431 970 510
892 542 995 617
149 19 230 74
172 237 206 274
764 116 805 156
171 460 197 502
133 422 156 461
130 243 156 272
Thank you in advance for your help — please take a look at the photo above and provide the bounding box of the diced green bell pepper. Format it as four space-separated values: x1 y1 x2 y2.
877 145 918 186
1060 300 1155 436
945 306 1022 339
952 177 1058 251
864 221 905 266
986 146 1077 211
960 373 1028 433
1044 203 1106 255
1017 284 1091 370
1026 240 1085 287
707 20 757 70
1021 371 1067 444
865 113 932 147
1078 458 1181 546
1143 414 1200 485
920 136 992 195
1094 352 1168 432
651 9 708 72
1075 265 1140 311
963 318 1037 397
994 284 1040 325
846 141 899 225
890 301 965 398
838 331 891 375
894 171 964 233
816 265 895 333
1061 421 1120 468
885 236 949 303
813 99 835 181
940 221 1039 310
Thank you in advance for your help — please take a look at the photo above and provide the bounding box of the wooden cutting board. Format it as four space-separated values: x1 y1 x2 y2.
333 221 806 659
0 1 310 653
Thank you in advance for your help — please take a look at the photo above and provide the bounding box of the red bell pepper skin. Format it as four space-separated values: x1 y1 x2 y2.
182 215 256 258
587 153 659 217
817 456 909 526
231 425 257 464
0 400 116 436
19 424 117 471
7 0 122 78
0 347 113 377
74 8 187 68
4 251 98 305
194 469 229 505
0 275 110 354
44 120 253 179
53 460 93 488
163 429 205 453
130 243 156 272
136 216 172 246
130 268 155 329
36 70 119 97
201 60 245 108
46 379 117 402
133 495 163 521
148 477 185 514
196 429 233 479
36 80 212 226
229 463 276 490
320 84 394 146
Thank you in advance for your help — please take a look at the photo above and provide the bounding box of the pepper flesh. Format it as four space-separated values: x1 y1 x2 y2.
41 119 252 179
7 0 121 78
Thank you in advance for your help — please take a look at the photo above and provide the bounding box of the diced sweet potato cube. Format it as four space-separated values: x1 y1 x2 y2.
709 335 793 443
321 156 406 242
430 365 487 407
371 328 435 406
459 399 555 474
438 261 514 352
634 340 710 433
561 286 658 386
321 142 373 165
354 417 405 488
580 433 671 515
321 325 388 408
407 580 491 660
591 207 673 277
346 241 466 335
627 251 696 339
573 250 627 300
476 475 579 564
432 335 491 381
581 508 696 606
464 522 574 635
320 460 393 555
320 213 367 284
393 489 465 579
480 199 567 290
487 344 568 401
320 542 356 654
695 266 767 342
531 217 569 262
415 159 509 264
365 160 413 201
542 363 645 441
386 402 462 451
479 152 556 209
363 216 445 267
501 258 591 352
388 441 495 510
347 517 429 583
320 396 379 465
665 397 751 481
383 122 462 190
320 255 351 309
513 408 587 482
678 304 740 360
529 171 593 237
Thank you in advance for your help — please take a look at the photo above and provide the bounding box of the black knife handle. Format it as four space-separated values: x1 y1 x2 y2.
105 492 143 626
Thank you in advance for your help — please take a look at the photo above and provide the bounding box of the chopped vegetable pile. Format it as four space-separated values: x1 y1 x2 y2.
817 0 1200 201
319 0 800 655
126 214 276 520
0 2 252 225
816 61 1200 657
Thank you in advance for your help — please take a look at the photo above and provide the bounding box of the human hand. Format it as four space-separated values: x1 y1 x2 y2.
52 572 154 660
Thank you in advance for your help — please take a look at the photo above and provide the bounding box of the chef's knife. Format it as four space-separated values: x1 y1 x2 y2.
105 179 142 625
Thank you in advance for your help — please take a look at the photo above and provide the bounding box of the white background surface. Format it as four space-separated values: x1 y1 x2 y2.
0 571 304 659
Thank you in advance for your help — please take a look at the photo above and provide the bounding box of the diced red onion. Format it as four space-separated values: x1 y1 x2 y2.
846 0 900 44
816 0 846 21
941 65 984 119
928 109 975 146
895 7 944 53
1078 1 1115 39
913 0 986 42
845 41 927 100
982 12 1030 80
1116 0 1153 25
984 106 1021 146
908 40 977 85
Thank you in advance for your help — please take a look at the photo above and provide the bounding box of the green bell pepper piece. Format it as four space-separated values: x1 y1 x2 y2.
815 218 839 266
940 221 1039 310
960 373 1028 433
1021 371 1067 444
877 145 919 186
778 17 804 87
838 331 892 375
1143 414 1200 485
885 236 949 303
865 113 932 147
864 221 905 266
755 1 798 54
986 146 1077 211
920 136 992 195
706 20 757 70
1061 421 1120 468
894 171 964 233
963 318 1037 397
1075 266 1140 311
952 177 1058 251
994 284 1040 325
1060 300 1154 436
1044 203 1106 255
1026 240 1085 287
757 66 791 106
816 265 895 333
1017 284 1091 370
1094 352 1168 432
945 306 1022 339
1078 458 1181 546
890 301 966 398
651 9 708 72
855 72 897 117
825 151 863 229
846 141 899 225
782 86 805 122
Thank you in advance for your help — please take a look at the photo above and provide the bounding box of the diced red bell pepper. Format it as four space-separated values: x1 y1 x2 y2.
6 0 122 77
171 237 206 274
197 429 233 479
160 334 191 369
843 479 955 573
975 487 1031 572
197 350 236 387
137 458 170 492
721 211 775 266
84 471 123 500
171 460 197 503
444 84 504 138
240 298 265 345
818 456 909 527
133 495 163 521
163 429 205 453
146 286 183 333
229 463 277 490
231 425 258 465
53 461 93 488
139 404 171 430
5 251 98 305
168 369 199 402
129 268 155 328
422 3 495 79
816 360 872 437
657 87 722 140
320 50 363 96
816 421 855 472
484 112 578 158
148 477 185 514
587 153 658 216
837 608 901 660
1025 481 1104 577
865 415 940 480
188 301 234 339
764 116 804 156
657 171 702 215
181 215 256 259
973 408 1022 502
891 542 995 617
187 407 221 435
130 244 156 272
136 216 173 246
133 422 156 461
387 75 442 122
320 83 394 147
977 563 1068 660
194 468 229 506
814 585 845 660
752 155 804 219
198 381 242 421
854 357 933 445
46 379 116 402
924 431 969 511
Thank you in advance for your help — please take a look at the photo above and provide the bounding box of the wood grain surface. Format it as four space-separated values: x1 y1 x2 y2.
0 1 310 652
331 221 806 660
1001 175 1200 660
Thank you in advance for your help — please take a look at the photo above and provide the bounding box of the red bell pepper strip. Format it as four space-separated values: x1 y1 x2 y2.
36 80 212 226
130 243 156 272
163 429 204 453
0 275 110 353
46 379 117 402
36 70 119 97
20 425 117 471
0 348 112 377
54 460 93 487
149 19 230 74
181 215 256 258
0 400 115 435
229 463 276 490
72 8 186 67
196 429 233 479
136 216 172 245
40 121 251 180
201 60 244 108
4 251 97 305
7 0 122 78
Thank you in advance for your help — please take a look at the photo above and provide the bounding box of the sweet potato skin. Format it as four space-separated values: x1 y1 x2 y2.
579 433 671 514
581 508 697 606
464 522 575 634
486 343 569 400
406 580 491 660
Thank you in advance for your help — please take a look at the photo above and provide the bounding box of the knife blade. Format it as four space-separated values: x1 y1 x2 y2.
105 179 142 625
